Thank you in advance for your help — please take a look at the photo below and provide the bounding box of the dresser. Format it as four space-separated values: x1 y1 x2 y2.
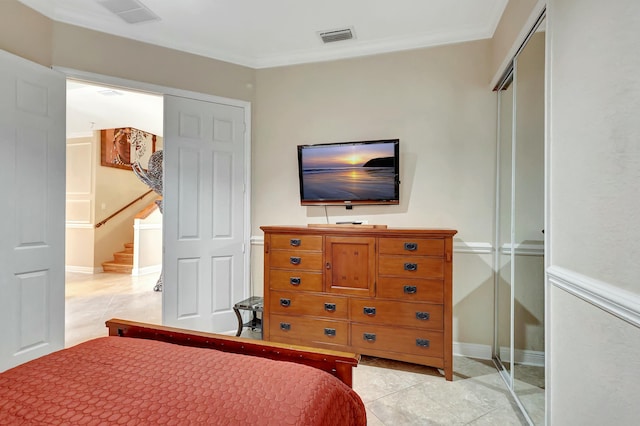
261 225 457 381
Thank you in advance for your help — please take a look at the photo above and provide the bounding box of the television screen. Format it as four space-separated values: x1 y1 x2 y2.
297 139 400 206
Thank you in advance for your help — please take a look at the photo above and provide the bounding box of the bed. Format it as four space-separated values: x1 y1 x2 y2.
0 319 366 425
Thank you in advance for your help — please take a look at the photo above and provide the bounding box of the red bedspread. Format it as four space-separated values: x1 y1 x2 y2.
0 337 366 425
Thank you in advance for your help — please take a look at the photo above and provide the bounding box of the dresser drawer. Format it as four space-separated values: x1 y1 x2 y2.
351 323 443 358
378 256 444 279
269 250 323 271
377 277 444 303
270 291 348 319
269 270 323 292
269 234 323 251
270 314 348 346
378 238 444 257
350 299 443 330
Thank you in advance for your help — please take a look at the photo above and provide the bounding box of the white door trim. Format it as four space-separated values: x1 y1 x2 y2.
54 67 253 317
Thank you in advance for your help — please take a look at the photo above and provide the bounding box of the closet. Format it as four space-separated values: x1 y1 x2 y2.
494 12 546 425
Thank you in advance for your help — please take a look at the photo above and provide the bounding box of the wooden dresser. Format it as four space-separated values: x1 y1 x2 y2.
261 225 457 381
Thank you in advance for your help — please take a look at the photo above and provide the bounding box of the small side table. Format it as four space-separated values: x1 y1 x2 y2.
233 296 264 338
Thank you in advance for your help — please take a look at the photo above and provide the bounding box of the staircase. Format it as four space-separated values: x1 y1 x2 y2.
102 242 134 274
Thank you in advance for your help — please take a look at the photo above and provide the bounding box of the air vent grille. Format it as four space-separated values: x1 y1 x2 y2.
319 28 355 44
97 0 160 24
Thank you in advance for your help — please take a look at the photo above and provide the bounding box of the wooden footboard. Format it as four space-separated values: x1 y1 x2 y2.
105 318 360 387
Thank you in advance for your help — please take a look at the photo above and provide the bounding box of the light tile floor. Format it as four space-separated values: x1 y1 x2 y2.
65 272 531 425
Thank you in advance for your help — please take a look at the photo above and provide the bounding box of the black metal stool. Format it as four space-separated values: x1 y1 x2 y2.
233 296 263 337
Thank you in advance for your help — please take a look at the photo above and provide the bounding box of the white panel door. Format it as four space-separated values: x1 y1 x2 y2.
163 94 247 333
0 50 66 371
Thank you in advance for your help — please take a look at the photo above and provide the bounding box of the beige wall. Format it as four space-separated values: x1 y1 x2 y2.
548 0 640 423
65 132 160 270
134 209 163 274
0 0 52 66
253 40 498 347
94 131 157 267
66 136 95 271
0 0 255 103
490 0 542 85
51 22 256 103
253 41 496 235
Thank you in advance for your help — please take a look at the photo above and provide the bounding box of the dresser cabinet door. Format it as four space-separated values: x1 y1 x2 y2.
325 236 375 296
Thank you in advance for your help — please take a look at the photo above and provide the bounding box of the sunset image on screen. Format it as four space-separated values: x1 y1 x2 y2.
302 143 393 169
300 141 398 202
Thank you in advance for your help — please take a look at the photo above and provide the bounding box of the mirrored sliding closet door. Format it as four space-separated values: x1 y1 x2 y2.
494 11 546 426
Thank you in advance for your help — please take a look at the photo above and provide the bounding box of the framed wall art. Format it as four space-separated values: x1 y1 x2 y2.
101 127 158 171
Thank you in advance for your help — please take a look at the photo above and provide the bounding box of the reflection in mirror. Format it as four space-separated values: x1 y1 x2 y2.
496 78 513 380
513 17 546 425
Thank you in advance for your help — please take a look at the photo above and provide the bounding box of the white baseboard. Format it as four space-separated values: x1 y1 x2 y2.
453 341 492 360
65 266 103 274
133 223 162 230
132 265 162 276
454 342 544 366
499 346 545 367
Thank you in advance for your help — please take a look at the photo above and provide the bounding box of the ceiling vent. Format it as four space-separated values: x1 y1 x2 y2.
97 0 160 24
318 27 355 44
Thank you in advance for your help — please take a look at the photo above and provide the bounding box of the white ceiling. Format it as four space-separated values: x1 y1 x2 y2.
29 0 509 137
66 80 163 137
19 0 508 69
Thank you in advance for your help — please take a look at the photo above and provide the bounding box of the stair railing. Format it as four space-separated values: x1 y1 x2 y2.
95 190 154 228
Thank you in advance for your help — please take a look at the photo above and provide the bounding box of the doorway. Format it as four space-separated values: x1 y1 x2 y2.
64 80 164 346
63 71 252 342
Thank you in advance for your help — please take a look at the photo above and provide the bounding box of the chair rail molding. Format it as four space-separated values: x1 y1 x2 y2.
547 265 640 329
500 241 544 256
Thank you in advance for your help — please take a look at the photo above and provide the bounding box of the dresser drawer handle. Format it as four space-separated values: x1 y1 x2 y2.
324 303 336 312
416 338 430 348
324 328 336 337
404 242 418 251
280 322 291 331
363 307 376 316
289 238 301 247
416 311 430 321
363 333 377 342
289 277 301 286
404 262 418 271
403 285 417 294
290 257 301 265
280 298 291 307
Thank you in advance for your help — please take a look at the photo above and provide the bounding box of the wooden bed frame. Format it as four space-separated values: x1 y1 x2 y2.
106 318 360 387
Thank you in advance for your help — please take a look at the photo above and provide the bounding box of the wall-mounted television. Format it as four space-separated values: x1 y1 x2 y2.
297 139 400 206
